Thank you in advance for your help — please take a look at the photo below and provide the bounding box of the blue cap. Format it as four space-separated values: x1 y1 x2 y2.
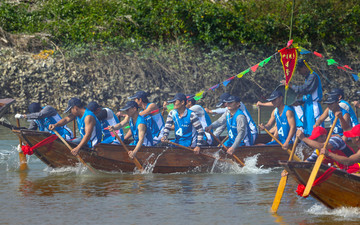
224 95 241 103
266 90 283 101
64 97 82 113
167 93 187 103
297 59 306 68
323 94 339 104
87 101 101 112
216 93 231 107
327 88 344 98
28 102 41 113
120 101 138 111
128 91 148 100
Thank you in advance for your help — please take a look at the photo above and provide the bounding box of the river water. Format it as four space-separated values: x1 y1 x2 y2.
1 107 360 225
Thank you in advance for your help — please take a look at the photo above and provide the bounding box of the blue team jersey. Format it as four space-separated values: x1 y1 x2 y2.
129 115 153 146
274 105 294 144
224 108 252 147
76 109 103 148
171 109 196 147
329 108 349 136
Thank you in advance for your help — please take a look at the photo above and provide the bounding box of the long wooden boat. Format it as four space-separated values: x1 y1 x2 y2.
12 129 310 173
280 161 360 209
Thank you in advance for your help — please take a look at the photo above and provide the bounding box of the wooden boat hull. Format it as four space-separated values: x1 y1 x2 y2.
280 161 360 209
15 129 308 173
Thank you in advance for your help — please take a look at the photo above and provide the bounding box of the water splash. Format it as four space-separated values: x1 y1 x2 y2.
307 204 360 220
44 163 88 175
141 147 168 174
295 141 313 161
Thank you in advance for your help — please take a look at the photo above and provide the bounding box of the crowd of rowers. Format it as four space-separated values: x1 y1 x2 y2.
14 59 360 174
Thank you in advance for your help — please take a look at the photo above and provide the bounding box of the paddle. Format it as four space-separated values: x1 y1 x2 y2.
163 140 234 164
217 136 228 147
208 131 245 167
263 128 301 162
258 106 261 134
112 130 144 172
270 136 299 213
302 116 338 197
53 130 96 174
16 119 28 171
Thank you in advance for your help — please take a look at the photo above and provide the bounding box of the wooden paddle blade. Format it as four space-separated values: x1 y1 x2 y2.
302 154 324 197
271 175 288 213
16 119 28 171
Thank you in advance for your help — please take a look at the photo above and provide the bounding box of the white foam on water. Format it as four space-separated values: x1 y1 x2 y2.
44 163 88 175
307 204 360 221
206 152 273 174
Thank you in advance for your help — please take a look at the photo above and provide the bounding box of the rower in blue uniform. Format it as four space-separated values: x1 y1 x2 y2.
15 102 73 139
110 101 153 159
259 90 296 150
161 93 205 154
49 98 103 155
327 88 358 127
206 95 253 155
186 94 213 145
314 94 351 137
87 101 124 144
129 91 164 145
281 59 323 136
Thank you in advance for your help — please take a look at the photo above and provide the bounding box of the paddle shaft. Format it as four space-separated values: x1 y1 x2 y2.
270 136 299 213
217 136 228 147
164 140 233 164
302 117 338 197
16 119 28 171
263 128 301 162
208 131 245 167
258 106 261 134
113 131 143 171
53 130 96 174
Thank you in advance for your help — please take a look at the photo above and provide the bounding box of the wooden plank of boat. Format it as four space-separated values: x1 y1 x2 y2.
280 161 360 209
13 129 312 173
0 98 15 118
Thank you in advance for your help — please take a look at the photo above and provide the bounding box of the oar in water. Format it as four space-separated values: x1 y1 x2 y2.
53 130 96 174
16 119 28 171
111 129 144 172
263 128 301 162
270 136 299 213
208 131 245 167
163 140 234 164
302 116 338 197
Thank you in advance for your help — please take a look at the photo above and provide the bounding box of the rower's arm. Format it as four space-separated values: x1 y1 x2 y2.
231 114 247 149
139 103 158 116
124 129 132 140
210 111 227 129
326 150 360 166
314 108 329 127
339 112 351 131
162 111 175 138
25 106 57 119
262 109 275 130
113 115 130 130
51 114 75 129
284 110 296 147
